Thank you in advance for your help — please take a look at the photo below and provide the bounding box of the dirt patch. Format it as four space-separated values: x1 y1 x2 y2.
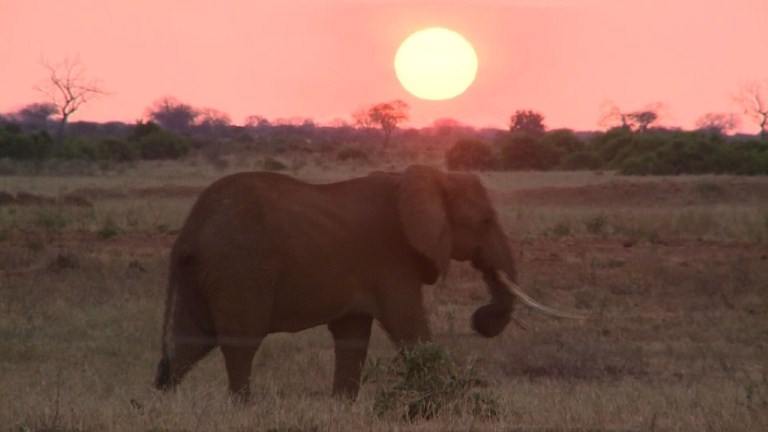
500 179 768 207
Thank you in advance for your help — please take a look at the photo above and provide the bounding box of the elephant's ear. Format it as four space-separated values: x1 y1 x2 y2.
398 165 451 276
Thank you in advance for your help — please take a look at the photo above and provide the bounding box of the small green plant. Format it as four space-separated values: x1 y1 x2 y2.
34 210 69 233
97 219 120 240
584 214 607 235
551 221 571 238
363 343 498 420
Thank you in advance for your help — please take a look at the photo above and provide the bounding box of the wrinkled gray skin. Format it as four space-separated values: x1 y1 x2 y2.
154 165 518 401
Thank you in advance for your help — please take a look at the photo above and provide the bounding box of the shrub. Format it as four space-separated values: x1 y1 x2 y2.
127 120 162 142
53 136 107 160
363 344 498 420
137 130 190 160
541 129 584 154
99 138 139 162
499 133 561 170
445 139 496 171
561 151 602 170
0 124 52 160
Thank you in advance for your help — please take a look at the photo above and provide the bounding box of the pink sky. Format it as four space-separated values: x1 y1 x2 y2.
1 0 766 132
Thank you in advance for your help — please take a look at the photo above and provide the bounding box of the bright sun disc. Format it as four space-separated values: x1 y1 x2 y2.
394 27 478 101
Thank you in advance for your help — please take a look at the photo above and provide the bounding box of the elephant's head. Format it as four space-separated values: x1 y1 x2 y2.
398 165 579 337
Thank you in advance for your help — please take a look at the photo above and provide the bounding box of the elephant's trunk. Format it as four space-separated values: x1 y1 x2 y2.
470 227 587 337
470 228 518 337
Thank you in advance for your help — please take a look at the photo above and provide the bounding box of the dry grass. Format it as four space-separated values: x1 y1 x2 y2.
1 158 767 430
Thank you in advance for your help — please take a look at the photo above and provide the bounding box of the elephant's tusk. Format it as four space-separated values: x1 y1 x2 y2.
497 271 589 320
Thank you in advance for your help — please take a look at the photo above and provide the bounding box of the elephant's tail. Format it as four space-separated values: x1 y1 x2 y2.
154 355 172 390
155 253 181 390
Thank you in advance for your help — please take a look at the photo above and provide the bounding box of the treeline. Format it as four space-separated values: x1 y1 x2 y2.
0 120 189 161
2 114 768 175
446 128 768 175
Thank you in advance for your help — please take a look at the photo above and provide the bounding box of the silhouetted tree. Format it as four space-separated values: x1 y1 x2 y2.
695 113 741 135
36 56 106 146
599 102 663 132
509 110 545 136
146 97 198 134
196 108 232 136
353 100 409 147
735 81 768 138
10 102 57 130
244 115 270 128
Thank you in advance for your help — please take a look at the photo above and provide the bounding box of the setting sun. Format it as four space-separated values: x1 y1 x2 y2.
394 27 478 101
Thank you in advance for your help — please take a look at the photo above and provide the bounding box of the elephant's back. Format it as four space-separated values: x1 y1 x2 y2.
176 172 307 246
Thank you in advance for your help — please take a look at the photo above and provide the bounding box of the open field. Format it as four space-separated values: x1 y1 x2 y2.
1 158 767 430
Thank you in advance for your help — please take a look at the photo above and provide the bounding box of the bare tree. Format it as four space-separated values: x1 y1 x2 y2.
353 100 409 147
599 101 664 132
695 113 741 135
734 81 768 138
36 56 106 146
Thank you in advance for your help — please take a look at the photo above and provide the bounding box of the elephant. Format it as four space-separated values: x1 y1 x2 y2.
153 164 576 400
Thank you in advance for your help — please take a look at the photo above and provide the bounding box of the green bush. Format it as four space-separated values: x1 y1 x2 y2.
590 129 768 175
100 138 139 162
363 344 498 420
445 139 496 171
128 120 162 142
0 123 52 160
136 130 190 160
542 129 584 154
53 136 108 160
500 133 561 170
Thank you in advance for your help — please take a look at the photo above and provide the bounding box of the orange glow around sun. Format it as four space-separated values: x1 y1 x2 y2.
394 27 478 101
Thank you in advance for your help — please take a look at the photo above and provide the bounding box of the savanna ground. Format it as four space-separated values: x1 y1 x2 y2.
1 153 767 431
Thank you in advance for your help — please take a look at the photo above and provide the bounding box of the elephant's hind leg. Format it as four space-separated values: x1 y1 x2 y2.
221 340 262 402
328 313 373 399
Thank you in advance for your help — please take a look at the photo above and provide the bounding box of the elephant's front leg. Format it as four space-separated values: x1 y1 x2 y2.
377 285 432 349
327 313 373 399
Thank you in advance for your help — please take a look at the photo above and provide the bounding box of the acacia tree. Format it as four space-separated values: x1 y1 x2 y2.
735 81 768 138
599 102 663 132
36 56 106 146
353 100 409 147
